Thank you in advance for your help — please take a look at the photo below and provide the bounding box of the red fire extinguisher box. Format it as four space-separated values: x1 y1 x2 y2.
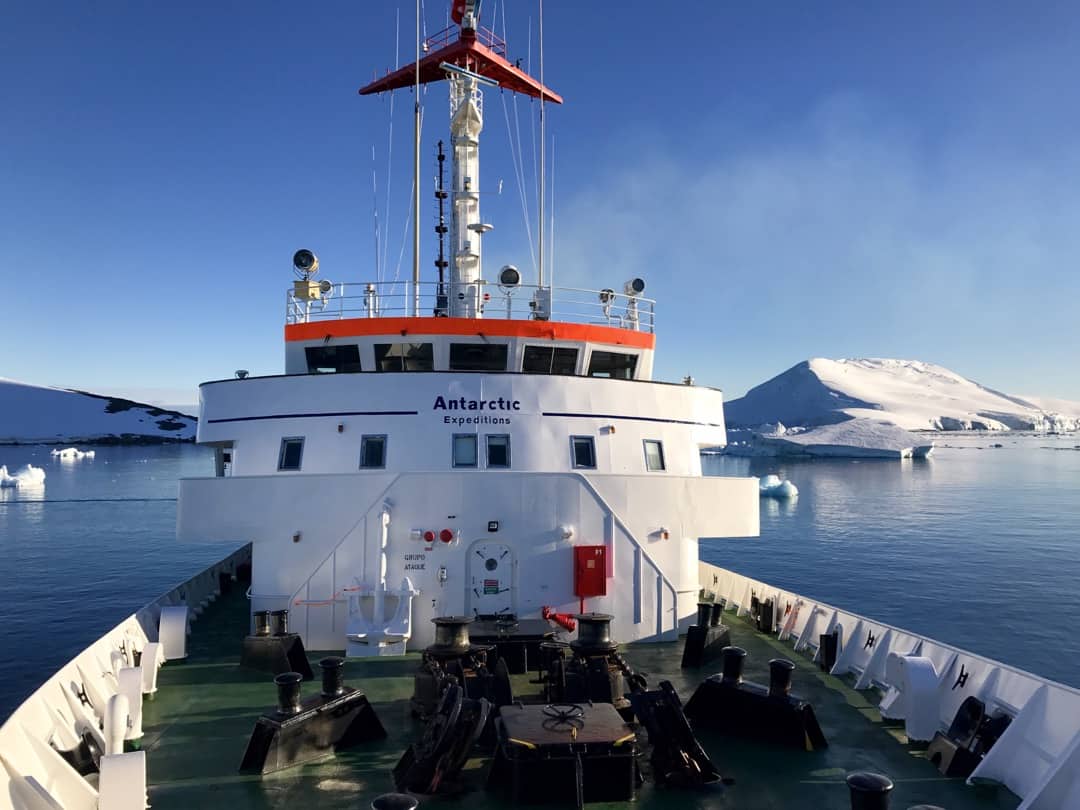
573 545 607 598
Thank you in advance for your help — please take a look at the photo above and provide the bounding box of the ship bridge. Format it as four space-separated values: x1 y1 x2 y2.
284 278 657 381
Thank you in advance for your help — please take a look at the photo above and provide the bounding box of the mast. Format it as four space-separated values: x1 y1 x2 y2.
359 1 562 319
412 0 421 317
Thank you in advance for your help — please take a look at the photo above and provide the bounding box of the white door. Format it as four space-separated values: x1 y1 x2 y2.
468 541 514 617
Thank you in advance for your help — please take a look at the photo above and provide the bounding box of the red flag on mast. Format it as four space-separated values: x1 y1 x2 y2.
451 0 467 25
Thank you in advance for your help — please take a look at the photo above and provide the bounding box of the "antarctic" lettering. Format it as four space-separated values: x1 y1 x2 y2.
433 396 521 412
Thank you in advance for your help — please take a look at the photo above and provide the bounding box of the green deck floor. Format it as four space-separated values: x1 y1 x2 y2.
141 589 1020 809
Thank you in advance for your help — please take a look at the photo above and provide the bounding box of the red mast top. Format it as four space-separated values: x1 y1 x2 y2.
358 11 562 103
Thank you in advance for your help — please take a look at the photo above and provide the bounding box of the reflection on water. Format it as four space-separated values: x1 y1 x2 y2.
702 437 1080 688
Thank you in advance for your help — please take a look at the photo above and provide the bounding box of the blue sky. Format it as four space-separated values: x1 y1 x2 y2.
3 1 1079 408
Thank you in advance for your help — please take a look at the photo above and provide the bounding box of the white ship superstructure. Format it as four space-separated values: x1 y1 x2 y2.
176 9 759 653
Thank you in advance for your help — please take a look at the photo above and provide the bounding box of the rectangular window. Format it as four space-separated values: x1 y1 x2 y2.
523 345 578 375
571 436 596 469
360 435 387 469
449 343 509 372
587 350 638 380
304 344 361 374
643 439 666 471
278 437 304 471
374 342 434 372
486 434 511 468
452 434 479 468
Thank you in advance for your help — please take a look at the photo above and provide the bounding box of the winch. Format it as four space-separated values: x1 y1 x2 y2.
539 613 646 716
411 616 512 718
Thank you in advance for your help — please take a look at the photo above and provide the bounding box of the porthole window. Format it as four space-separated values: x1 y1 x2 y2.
360 435 387 469
278 437 304 471
643 439 666 471
486 434 511 468
452 434 479 468
571 436 596 469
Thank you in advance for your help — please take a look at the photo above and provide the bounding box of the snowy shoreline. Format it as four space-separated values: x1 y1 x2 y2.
1 378 196 445
720 358 1078 459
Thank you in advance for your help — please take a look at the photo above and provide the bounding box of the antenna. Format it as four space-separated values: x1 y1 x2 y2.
538 0 546 289
434 140 449 316
411 0 421 317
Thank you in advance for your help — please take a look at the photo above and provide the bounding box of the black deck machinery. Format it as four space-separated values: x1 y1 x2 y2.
394 681 491 795
409 616 514 717
469 613 560 674
239 656 386 774
538 613 647 718
487 701 639 809
681 600 732 668
684 646 828 751
240 608 314 680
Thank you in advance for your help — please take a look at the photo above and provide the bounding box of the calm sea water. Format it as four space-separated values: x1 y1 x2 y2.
2 436 1078 720
701 433 1080 690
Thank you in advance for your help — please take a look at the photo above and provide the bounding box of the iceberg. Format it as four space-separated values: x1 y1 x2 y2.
759 474 798 499
726 419 935 460
51 447 96 460
0 464 46 488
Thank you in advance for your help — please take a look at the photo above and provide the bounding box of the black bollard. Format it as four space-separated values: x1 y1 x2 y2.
269 609 289 636
710 602 724 627
720 646 746 685
320 656 346 698
275 672 303 716
769 658 795 698
371 795 419 810
253 610 272 637
696 602 713 627
847 772 894 810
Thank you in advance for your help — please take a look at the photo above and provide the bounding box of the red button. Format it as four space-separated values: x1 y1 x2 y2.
423 530 435 543
439 529 454 543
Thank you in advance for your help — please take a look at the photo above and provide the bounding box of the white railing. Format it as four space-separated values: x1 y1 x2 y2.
285 280 656 334
700 561 1080 810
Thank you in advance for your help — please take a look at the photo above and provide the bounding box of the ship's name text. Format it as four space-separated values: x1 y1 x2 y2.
433 396 521 411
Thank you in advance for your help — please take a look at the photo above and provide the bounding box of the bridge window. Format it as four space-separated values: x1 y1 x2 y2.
360 435 387 469
587 350 638 380
374 342 434 372
277 437 304 471
450 343 509 372
523 345 578 375
571 436 596 469
643 439 666 471
452 434 479 468
486 434 511 468
305 344 361 374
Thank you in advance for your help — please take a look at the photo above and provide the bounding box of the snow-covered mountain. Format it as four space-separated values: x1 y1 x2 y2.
0 378 196 443
726 359 1080 433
